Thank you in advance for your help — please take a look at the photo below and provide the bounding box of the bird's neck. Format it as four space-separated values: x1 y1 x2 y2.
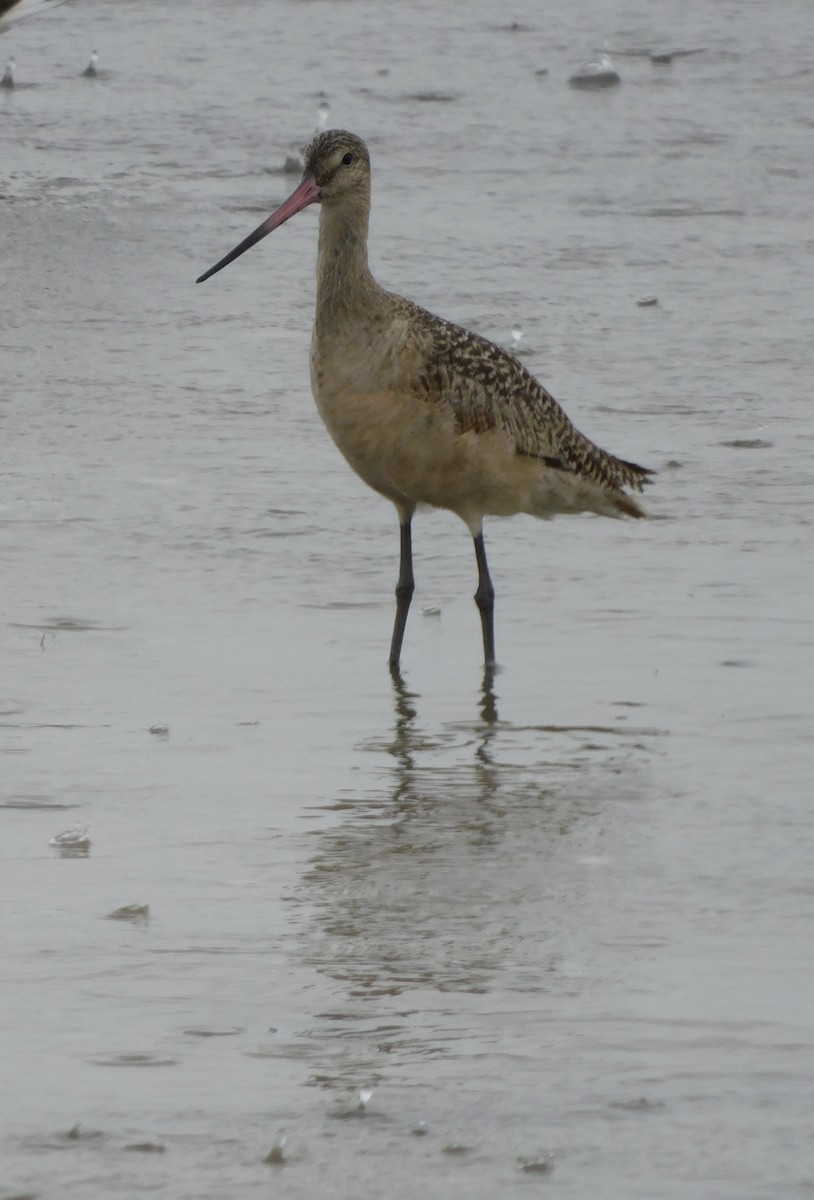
315 196 380 323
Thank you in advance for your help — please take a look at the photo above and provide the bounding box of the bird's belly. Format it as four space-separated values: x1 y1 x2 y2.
313 383 447 500
311 381 540 524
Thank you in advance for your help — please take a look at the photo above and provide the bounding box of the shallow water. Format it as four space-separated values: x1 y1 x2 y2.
2 0 813 1195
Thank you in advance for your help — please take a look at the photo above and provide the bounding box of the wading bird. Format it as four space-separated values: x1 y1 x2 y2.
197 130 652 669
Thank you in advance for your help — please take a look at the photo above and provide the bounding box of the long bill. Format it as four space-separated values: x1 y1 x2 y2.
196 174 321 283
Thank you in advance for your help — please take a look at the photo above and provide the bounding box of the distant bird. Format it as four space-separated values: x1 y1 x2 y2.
49 823 91 848
0 0 65 31
280 100 332 174
197 131 652 669
281 143 305 175
316 98 330 131
82 49 98 77
568 53 621 89
1 54 14 86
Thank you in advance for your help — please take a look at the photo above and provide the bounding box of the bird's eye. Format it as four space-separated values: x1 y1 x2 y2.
342 152 355 166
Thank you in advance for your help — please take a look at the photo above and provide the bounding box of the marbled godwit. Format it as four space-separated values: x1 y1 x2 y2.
197 130 653 669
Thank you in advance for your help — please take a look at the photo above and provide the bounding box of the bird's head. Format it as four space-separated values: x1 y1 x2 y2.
196 129 371 283
303 130 370 204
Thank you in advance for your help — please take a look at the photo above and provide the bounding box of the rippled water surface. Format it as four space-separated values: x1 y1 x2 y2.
2 0 813 1195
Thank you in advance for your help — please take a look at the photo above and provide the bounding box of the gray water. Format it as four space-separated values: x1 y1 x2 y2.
2 0 813 1195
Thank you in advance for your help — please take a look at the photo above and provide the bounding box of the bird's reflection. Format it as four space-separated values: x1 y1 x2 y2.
301 664 539 1024
387 662 501 808
387 663 419 773
298 667 651 1093
478 664 499 753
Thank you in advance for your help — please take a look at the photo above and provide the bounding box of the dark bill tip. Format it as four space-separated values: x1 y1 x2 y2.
196 174 320 284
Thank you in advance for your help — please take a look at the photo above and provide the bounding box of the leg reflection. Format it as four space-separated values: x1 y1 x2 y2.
388 663 420 797
480 664 499 728
386 665 500 807
474 663 500 767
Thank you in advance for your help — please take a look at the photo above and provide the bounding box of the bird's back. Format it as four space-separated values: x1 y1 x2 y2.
392 294 652 507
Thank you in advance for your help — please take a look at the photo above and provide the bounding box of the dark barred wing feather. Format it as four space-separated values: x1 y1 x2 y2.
415 311 652 494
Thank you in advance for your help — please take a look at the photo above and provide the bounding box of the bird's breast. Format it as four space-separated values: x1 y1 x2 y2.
309 324 450 499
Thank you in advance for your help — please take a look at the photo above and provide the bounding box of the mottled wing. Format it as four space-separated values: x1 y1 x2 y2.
417 311 651 494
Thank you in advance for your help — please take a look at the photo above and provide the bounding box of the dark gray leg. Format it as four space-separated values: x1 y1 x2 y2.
473 531 496 667
389 517 415 669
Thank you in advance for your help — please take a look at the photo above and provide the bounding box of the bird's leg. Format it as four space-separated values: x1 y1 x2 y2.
473 531 496 667
389 514 415 669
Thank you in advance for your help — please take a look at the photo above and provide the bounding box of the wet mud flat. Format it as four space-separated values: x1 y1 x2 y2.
3 0 814 1194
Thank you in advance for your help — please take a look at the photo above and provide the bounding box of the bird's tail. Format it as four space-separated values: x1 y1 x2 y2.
614 456 655 493
611 490 648 519
609 456 654 517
